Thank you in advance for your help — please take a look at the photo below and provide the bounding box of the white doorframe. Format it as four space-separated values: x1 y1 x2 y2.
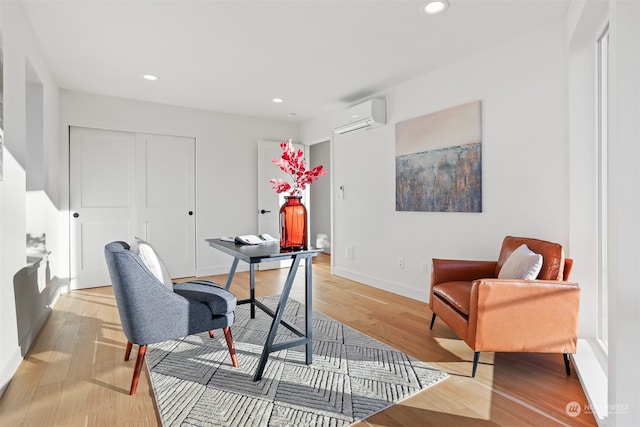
305 136 334 273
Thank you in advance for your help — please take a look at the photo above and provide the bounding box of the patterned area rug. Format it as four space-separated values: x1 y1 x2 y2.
147 296 448 426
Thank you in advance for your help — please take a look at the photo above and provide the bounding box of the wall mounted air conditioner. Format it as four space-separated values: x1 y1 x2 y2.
333 98 386 135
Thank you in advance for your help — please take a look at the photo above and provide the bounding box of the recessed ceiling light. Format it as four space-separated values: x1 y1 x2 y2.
143 74 158 81
422 0 449 15
273 98 284 103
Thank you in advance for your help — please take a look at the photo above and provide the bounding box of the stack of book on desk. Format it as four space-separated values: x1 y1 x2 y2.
221 234 278 245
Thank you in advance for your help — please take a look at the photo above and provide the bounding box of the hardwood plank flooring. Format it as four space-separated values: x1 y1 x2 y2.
0 254 596 426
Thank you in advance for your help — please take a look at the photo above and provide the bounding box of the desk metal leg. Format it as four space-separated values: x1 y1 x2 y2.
224 258 239 290
305 256 313 364
253 255 302 381
249 264 256 318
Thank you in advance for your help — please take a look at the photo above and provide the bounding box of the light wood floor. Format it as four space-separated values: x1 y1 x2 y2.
0 253 596 426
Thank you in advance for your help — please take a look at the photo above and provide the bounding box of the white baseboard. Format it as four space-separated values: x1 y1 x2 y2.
332 267 428 303
573 338 608 424
0 347 24 400
1 281 65 400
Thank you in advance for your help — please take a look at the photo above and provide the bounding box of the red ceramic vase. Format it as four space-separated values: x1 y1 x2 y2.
279 196 307 250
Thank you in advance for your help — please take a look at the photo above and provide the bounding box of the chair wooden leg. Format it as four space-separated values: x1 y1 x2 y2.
563 353 571 376
129 345 147 395
209 330 214 338
124 341 133 361
472 352 480 377
429 313 436 330
223 327 239 368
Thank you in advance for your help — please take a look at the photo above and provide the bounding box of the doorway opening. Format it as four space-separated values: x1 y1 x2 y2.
309 140 331 257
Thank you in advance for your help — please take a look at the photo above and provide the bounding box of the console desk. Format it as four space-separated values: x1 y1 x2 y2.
206 238 321 381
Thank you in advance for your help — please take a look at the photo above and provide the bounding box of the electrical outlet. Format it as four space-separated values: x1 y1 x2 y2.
421 262 429 274
346 245 354 259
398 257 405 269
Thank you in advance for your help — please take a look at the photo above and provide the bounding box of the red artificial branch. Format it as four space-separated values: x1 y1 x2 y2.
270 139 327 196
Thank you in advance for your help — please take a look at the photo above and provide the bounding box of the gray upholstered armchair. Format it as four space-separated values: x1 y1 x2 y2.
104 241 238 395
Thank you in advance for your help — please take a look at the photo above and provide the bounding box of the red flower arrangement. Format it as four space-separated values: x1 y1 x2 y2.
270 139 326 197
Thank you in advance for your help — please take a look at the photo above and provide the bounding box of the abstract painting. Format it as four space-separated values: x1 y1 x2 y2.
395 101 482 212
0 32 3 181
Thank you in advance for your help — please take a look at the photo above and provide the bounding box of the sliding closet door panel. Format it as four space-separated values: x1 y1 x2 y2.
70 127 136 289
136 133 195 278
70 128 196 289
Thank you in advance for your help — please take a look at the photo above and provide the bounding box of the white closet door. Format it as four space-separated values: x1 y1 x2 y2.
70 127 136 289
135 133 195 279
70 127 196 289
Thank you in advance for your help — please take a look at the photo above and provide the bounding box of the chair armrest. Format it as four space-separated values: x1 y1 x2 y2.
106 248 215 344
467 279 580 353
173 280 237 314
431 259 497 285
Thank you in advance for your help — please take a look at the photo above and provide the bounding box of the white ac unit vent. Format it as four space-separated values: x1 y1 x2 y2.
333 98 386 135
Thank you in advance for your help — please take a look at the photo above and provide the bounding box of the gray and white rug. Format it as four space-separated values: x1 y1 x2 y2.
147 296 448 427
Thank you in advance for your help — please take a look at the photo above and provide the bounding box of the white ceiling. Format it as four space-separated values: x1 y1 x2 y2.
20 0 570 123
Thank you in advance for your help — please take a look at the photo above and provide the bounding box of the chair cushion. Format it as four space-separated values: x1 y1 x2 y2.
496 236 565 280
173 280 237 314
432 281 472 316
497 244 543 280
132 237 173 290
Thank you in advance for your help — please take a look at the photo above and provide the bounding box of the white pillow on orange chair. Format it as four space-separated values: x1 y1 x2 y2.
498 244 543 280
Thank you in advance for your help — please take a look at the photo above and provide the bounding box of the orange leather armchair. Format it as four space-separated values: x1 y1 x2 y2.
429 236 580 377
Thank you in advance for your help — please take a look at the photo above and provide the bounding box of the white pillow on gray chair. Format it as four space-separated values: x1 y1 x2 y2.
132 237 174 291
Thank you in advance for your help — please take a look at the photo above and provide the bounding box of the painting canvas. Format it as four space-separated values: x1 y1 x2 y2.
395 101 482 212
0 32 3 181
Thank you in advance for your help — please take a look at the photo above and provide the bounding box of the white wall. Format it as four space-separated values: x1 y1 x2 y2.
568 0 607 342
567 0 609 421
0 1 62 396
60 91 299 276
567 1 640 424
302 18 569 303
608 0 640 424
